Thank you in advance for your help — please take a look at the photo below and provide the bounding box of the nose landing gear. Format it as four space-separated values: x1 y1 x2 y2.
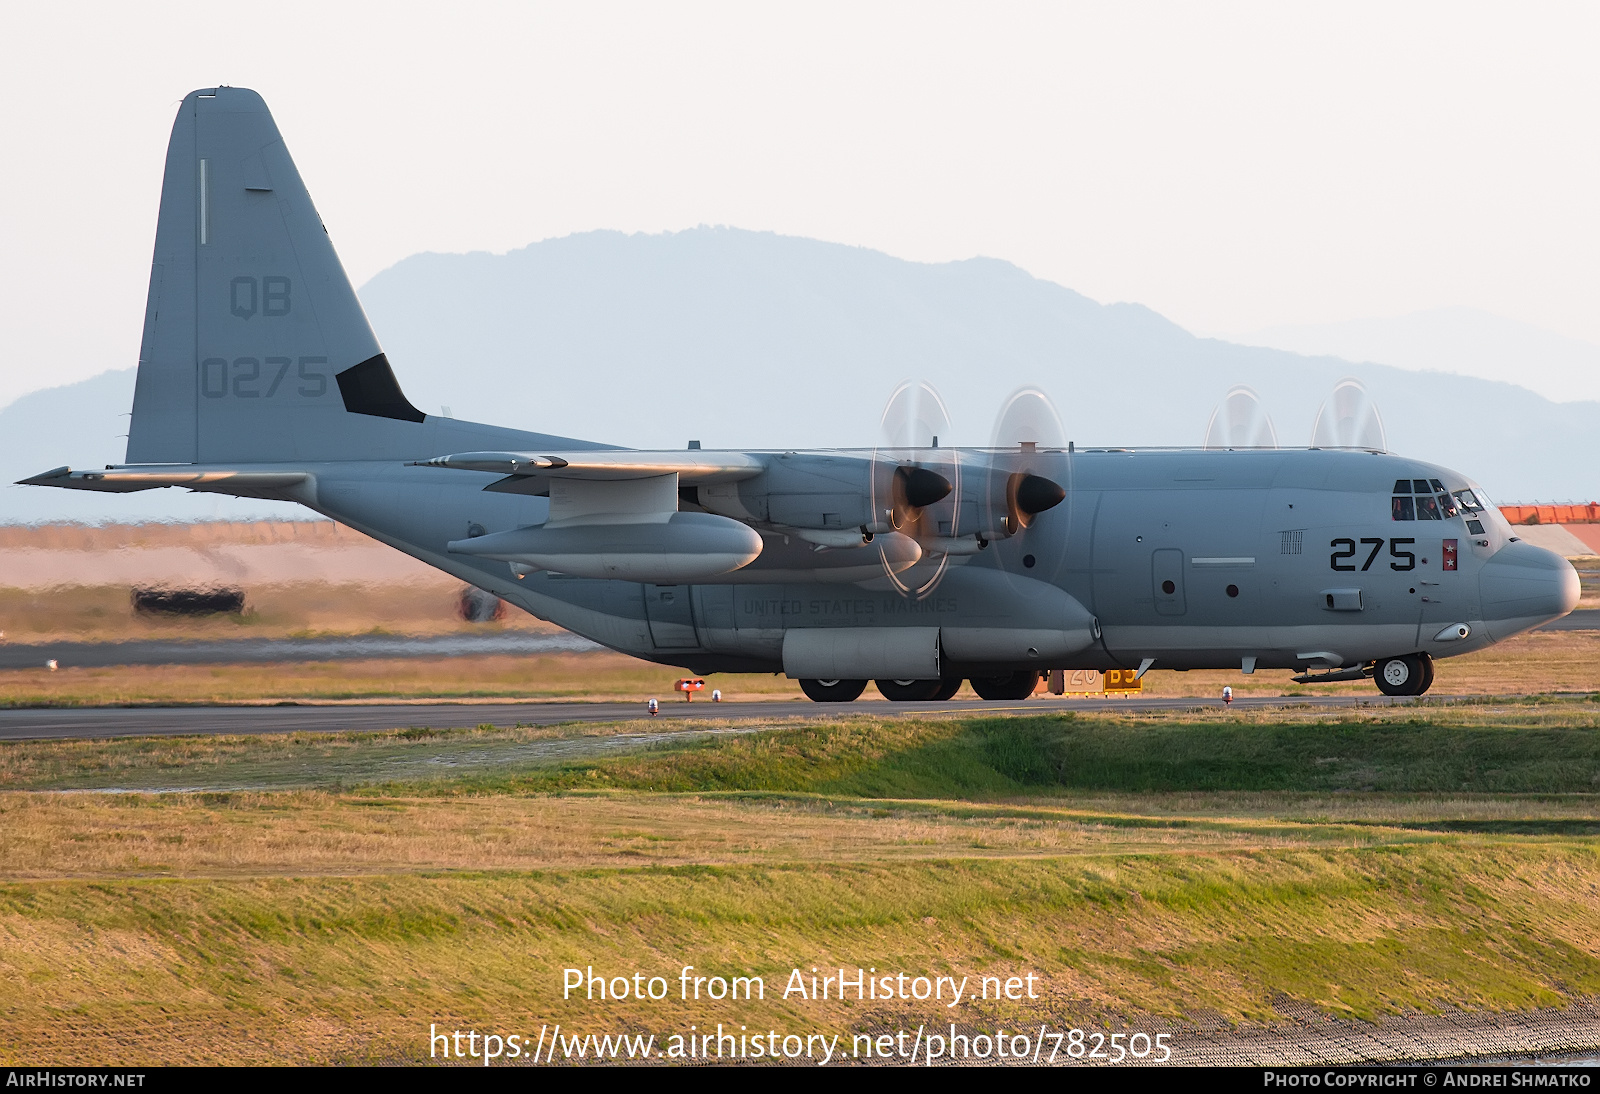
1374 652 1434 697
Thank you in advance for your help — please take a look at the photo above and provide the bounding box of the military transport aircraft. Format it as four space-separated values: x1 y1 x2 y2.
20 88 1580 700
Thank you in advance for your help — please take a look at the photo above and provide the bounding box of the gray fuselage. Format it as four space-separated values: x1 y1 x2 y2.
294 446 1577 678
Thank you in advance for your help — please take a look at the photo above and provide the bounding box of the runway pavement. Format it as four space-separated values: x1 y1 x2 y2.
0 631 598 669
1534 608 1600 630
0 692 1426 741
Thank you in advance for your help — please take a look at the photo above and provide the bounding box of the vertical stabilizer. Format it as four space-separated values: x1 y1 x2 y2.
127 88 428 464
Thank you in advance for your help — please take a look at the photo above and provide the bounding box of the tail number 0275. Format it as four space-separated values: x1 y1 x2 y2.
1330 537 1415 572
199 356 328 399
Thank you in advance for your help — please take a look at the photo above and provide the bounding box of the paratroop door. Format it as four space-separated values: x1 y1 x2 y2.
1151 549 1186 616
645 585 698 648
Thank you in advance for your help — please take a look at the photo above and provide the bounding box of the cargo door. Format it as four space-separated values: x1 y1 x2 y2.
1152 549 1186 615
644 585 698 648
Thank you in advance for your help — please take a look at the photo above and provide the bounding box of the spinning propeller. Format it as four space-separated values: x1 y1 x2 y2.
1203 385 1278 449
873 380 956 535
872 381 958 596
1311 378 1387 451
987 388 1068 537
983 388 1069 584
871 382 1069 597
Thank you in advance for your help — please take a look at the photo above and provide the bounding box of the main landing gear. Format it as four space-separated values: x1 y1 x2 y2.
874 678 964 702
1373 652 1434 697
799 672 1042 703
798 678 869 703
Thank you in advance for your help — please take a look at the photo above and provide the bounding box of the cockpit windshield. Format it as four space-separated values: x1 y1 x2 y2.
1391 477 1467 522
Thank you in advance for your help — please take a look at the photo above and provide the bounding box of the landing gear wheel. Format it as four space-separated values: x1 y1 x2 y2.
931 676 963 701
1374 654 1433 697
799 678 868 703
969 670 1042 701
876 679 944 701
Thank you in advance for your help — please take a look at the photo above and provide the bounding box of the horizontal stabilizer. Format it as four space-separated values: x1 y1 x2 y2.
413 450 766 482
18 465 308 495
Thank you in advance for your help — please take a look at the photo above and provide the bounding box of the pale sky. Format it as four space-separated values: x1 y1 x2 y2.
3 1 1598 408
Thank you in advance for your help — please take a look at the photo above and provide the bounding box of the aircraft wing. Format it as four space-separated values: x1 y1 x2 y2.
412 451 768 482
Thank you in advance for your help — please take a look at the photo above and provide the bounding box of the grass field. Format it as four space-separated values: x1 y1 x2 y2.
2 705 1599 1064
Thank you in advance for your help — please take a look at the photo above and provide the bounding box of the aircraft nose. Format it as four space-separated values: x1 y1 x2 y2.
1478 540 1580 640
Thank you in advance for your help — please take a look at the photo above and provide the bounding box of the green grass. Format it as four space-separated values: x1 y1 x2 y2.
7 705 1600 796
377 712 1600 798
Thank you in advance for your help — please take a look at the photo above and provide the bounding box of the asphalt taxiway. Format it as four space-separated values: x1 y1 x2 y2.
0 693 1434 741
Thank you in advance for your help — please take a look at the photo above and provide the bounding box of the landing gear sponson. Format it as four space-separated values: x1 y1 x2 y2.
800 672 1045 703
803 654 1438 703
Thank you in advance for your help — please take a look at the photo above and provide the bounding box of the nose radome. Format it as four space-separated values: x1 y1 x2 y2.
1478 540 1580 640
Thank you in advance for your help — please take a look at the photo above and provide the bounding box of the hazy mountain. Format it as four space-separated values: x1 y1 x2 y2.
1237 307 1600 406
4 227 1598 523
360 228 1600 500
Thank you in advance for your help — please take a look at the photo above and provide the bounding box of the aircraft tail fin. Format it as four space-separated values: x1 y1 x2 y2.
127 87 432 464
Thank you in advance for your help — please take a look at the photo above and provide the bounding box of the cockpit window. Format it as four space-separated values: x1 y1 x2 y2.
1393 476 1474 521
